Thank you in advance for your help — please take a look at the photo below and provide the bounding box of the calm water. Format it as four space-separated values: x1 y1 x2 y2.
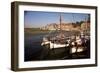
24 33 48 61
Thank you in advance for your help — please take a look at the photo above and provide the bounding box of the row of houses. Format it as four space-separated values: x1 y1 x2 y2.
40 21 90 32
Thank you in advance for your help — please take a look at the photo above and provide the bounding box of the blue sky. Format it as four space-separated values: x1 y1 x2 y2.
24 11 89 28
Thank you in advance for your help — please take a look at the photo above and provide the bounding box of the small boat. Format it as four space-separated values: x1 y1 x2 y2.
41 37 69 50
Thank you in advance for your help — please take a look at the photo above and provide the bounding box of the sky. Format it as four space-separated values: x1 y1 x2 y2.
24 11 89 28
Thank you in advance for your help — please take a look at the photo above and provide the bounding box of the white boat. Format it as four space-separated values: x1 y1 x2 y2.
41 36 85 54
41 38 69 50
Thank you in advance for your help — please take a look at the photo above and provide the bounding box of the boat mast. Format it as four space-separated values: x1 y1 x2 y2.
60 14 62 30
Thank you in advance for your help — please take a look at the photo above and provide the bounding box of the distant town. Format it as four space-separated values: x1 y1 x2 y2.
40 21 90 32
